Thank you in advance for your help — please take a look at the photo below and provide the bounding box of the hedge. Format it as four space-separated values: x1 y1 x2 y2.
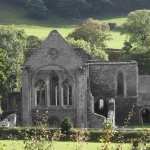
0 127 150 143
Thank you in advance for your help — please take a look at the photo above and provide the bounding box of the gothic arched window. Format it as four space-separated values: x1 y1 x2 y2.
35 80 46 106
50 72 59 106
63 80 72 106
117 72 124 96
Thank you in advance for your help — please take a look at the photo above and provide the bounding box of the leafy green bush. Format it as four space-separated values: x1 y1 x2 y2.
60 118 72 135
68 38 108 61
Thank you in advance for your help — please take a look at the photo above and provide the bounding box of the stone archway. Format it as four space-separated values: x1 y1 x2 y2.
141 108 150 125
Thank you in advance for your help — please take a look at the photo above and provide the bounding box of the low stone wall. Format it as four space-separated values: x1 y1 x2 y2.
32 107 75 127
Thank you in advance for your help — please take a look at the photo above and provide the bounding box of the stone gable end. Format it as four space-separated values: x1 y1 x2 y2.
25 30 84 71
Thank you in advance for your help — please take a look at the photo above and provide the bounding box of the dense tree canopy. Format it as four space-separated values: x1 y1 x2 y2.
122 10 150 74
68 18 110 60
27 0 48 19
0 26 43 108
122 10 150 52
0 26 27 99
5 0 150 18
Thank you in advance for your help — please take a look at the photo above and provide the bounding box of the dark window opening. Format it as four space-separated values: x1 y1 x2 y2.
69 86 72 105
50 72 59 106
63 84 68 105
62 81 72 106
117 72 124 96
35 80 46 106
94 98 108 117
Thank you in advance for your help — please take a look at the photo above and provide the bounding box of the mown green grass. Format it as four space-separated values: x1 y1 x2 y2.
0 1 127 49
0 140 132 150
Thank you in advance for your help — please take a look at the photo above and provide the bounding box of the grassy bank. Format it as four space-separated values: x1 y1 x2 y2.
0 140 132 150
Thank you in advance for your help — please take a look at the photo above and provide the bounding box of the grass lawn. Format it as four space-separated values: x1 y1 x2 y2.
0 1 127 49
0 140 132 150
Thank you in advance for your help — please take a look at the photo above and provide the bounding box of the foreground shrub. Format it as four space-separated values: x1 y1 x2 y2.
1 127 150 143
60 118 72 135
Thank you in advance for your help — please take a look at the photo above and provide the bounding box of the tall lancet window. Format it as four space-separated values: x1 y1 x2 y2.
50 72 59 106
35 80 46 106
117 72 124 96
63 80 72 106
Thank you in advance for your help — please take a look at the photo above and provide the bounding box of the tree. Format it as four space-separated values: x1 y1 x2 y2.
68 18 110 60
53 0 90 17
0 26 26 97
0 48 9 91
27 0 48 19
60 118 72 135
122 10 150 53
122 10 150 74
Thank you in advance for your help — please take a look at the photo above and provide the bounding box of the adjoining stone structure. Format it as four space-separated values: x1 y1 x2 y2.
21 30 140 128
138 75 150 124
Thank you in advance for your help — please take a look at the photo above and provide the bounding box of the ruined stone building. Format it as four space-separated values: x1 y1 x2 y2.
8 30 150 128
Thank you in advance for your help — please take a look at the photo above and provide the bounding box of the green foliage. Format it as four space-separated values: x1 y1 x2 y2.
68 38 108 60
67 38 91 53
122 10 150 50
54 0 90 17
5 0 150 18
68 18 110 60
0 48 9 87
69 18 110 49
1 127 150 144
23 126 57 150
26 35 41 49
27 0 48 19
25 35 41 59
0 26 26 97
122 10 150 74
60 118 72 135
100 120 115 143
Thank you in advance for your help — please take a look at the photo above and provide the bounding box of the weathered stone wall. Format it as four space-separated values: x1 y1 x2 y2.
22 31 88 124
115 97 139 125
7 92 22 124
138 75 150 106
22 30 140 128
88 61 139 125
75 66 89 128
89 61 138 99
31 108 75 127
48 108 75 127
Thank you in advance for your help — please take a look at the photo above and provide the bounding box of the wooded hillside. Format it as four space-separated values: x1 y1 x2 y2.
6 0 150 18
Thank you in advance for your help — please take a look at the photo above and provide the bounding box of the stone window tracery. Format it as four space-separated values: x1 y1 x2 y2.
62 80 72 106
50 72 59 106
35 80 47 106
